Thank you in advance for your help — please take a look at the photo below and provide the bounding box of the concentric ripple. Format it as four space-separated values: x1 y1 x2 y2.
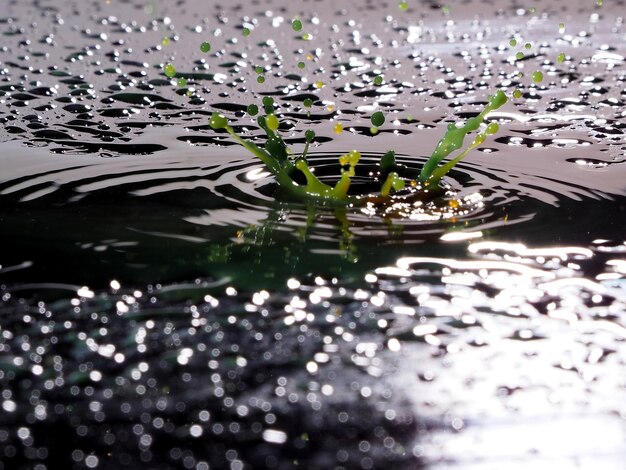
0 137 624 287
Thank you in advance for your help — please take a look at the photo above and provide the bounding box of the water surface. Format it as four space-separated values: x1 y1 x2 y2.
1 0 625 468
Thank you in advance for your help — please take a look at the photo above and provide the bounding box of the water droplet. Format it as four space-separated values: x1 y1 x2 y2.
164 63 176 78
247 104 259 116
371 111 385 127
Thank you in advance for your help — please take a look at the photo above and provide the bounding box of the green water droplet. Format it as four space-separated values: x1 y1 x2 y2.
513 89 523 99
262 96 274 114
516 52 524 60
292 19 303 31
303 98 313 108
257 76 265 84
370 126 379 135
381 171 405 197
305 130 315 142
255 66 264 74
297 61 305 69
339 150 360 167
442 5 450 14
164 63 176 78
392 177 405 191
524 42 532 50
266 114 280 131
597 0 603 6
177 78 187 87
371 111 385 127
339 150 361 166
559 22 565 31
242 27 251 36
162 37 170 46
486 122 499 135
473 133 486 146
247 104 259 116
557 52 566 63
200 42 211 53
399 1 408 11
491 90 508 107
374 75 383 85
209 113 228 129
509 38 517 47
532 71 543 83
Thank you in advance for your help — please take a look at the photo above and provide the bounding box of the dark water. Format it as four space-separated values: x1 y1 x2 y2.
1 0 625 468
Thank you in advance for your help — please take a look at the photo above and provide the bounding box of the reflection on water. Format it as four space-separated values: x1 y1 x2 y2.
1 0 626 468
381 241 626 468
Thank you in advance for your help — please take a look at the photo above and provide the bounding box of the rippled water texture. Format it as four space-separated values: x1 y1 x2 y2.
1 0 625 468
